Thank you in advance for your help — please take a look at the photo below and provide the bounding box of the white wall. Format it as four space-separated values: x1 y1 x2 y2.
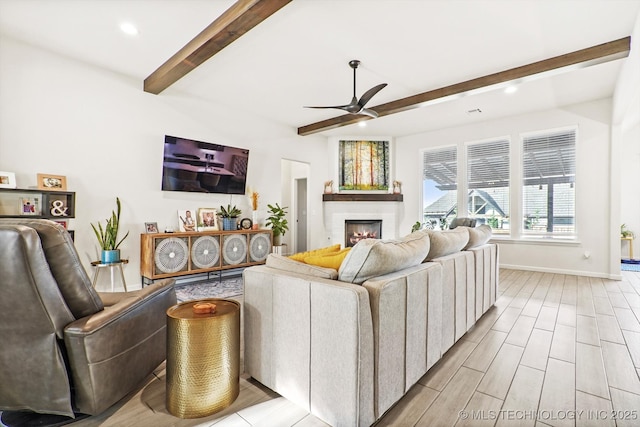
0 36 328 290
620 122 640 251
615 11 640 262
395 99 617 278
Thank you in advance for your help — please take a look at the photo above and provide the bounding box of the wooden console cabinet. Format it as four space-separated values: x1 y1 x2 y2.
140 229 272 283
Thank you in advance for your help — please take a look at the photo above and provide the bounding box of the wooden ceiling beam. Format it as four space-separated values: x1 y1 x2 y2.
144 0 291 94
297 37 631 136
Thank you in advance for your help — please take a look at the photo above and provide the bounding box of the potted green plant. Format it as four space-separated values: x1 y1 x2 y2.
219 204 242 230
266 203 289 246
91 197 129 263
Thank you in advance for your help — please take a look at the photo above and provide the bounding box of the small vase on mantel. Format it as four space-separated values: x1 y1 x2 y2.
393 180 402 194
324 180 333 194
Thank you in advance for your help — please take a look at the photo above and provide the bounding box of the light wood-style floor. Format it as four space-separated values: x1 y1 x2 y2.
70 269 640 427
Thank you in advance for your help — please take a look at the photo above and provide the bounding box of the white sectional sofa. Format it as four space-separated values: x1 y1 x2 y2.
243 225 498 427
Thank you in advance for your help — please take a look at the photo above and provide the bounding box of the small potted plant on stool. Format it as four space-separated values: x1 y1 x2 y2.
91 197 129 263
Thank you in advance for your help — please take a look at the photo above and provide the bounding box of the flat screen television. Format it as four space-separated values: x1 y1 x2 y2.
162 135 249 194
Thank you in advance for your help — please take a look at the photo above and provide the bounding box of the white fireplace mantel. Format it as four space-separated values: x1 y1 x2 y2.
323 199 403 246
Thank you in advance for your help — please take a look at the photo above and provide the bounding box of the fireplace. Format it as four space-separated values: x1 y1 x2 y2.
323 198 400 246
345 220 382 247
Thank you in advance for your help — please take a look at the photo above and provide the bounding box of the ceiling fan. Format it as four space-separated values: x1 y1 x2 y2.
305 60 387 118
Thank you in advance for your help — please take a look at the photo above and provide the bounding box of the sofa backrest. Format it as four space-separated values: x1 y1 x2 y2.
338 232 431 284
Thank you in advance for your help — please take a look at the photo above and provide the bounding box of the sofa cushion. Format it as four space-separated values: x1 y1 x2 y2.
464 225 492 249
304 248 351 270
422 228 470 261
338 233 431 284
288 244 341 262
449 217 477 229
266 253 339 279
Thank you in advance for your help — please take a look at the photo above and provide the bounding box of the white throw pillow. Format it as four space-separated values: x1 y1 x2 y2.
421 228 470 261
338 232 431 284
464 225 492 249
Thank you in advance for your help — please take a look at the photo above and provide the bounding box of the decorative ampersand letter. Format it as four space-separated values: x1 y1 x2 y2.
50 200 69 217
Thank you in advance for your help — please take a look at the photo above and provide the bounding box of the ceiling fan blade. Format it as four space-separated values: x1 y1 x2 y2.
304 104 352 110
358 83 387 108
359 108 379 118
304 60 387 119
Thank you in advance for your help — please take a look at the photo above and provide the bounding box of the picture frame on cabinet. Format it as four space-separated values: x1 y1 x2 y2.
197 208 219 231
145 222 159 233
37 173 67 191
177 209 196 232
0 171 17 189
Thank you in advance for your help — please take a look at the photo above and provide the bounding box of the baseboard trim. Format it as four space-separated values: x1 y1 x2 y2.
500 263 623 280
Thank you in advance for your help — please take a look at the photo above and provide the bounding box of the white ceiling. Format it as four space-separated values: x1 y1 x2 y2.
1 0 639 138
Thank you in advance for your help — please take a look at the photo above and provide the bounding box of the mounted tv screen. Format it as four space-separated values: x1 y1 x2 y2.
162 135 249 195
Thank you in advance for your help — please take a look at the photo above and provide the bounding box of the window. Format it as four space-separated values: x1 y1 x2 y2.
467 139 510 233
522 128 576 236
422 146 457 229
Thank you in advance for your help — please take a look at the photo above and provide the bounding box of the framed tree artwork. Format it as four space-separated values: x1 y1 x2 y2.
338 140 390 191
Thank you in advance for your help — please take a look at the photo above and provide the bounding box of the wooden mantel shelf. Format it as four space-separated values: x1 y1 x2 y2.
322 193 403 202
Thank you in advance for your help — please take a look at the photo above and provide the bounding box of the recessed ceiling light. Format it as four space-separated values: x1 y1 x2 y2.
504 85 518 94
120 22 139 36
358 121 367 127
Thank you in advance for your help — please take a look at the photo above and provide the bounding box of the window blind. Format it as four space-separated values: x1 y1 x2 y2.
422 147 457 229
467 139 510 231
522 129 576 235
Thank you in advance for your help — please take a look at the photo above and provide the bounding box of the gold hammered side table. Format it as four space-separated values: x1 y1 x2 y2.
166 298 240 418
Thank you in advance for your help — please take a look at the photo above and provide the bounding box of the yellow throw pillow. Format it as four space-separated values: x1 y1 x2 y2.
304 248 352 270
289 244 341 262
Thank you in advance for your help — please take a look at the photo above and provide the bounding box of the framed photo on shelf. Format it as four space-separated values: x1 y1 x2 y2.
0 171 17 189
19 197 40 215
37 173 67 191
197 208 219 231
145 222 159 233
177 209 196 232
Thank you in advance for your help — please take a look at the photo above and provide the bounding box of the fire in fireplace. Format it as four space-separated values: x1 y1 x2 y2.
345 220 382 247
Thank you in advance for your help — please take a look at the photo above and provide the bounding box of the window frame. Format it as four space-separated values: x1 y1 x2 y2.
520 126 577 239
465 136 511 234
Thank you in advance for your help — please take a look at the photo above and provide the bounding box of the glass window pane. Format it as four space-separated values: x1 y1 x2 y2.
522 129 576 235
423 147 457 230
467 139 510 233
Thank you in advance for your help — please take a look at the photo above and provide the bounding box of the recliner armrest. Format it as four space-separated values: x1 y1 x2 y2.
65 279 176 334
63 278 176 415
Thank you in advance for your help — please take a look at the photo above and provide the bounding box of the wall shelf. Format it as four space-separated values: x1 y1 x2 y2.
322 193 403 202
0 188 75 219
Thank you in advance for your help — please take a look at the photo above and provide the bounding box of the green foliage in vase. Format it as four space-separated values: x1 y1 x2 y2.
219 204 242 218
91 197 129 250
265 203 289 237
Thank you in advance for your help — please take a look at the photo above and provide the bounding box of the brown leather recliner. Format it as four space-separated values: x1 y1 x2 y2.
0 219 176 418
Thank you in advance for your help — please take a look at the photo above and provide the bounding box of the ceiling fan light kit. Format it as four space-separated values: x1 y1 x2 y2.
304 59 387 118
